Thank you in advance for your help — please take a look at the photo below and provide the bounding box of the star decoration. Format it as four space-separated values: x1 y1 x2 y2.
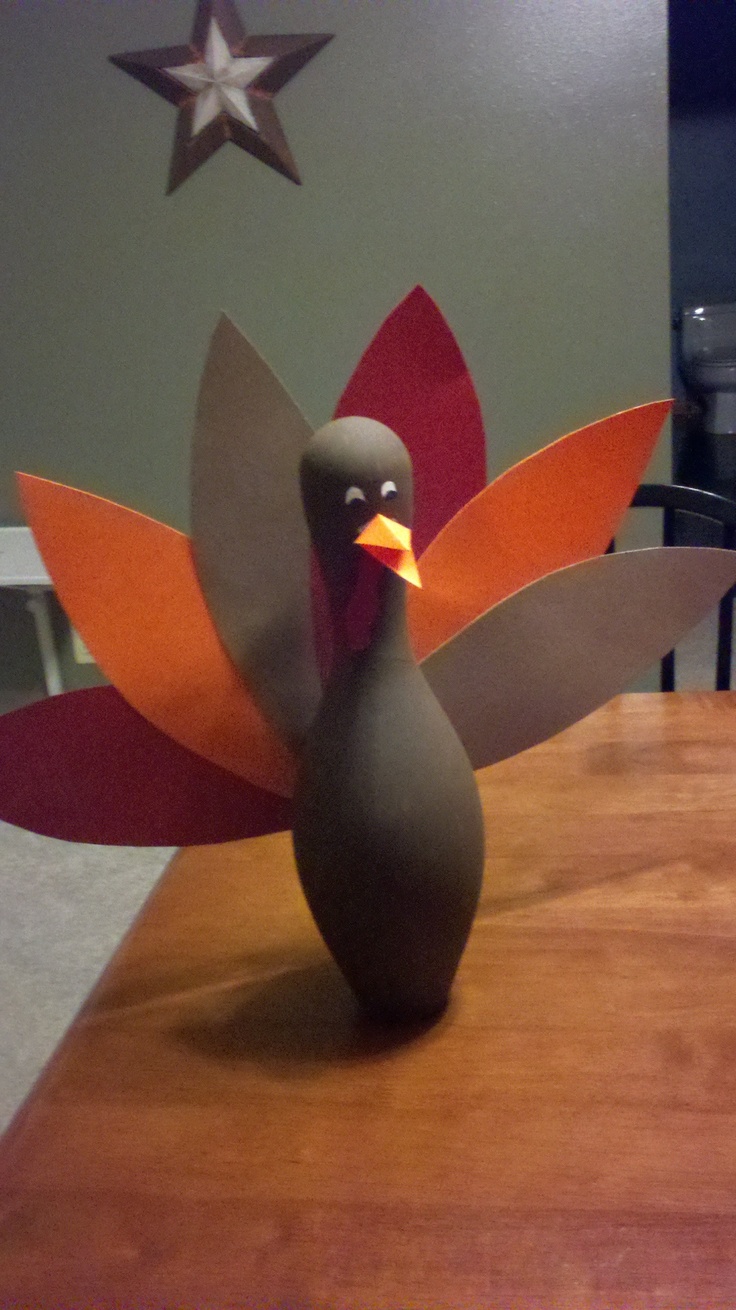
109 0 333 192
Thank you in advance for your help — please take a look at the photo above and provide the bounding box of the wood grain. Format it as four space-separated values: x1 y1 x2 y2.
3 693 736 1309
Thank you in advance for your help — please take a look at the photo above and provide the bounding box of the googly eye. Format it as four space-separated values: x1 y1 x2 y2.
345 485 367 506
381 480 398 500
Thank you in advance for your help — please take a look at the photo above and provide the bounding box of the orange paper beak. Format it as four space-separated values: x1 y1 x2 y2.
354 514 422 588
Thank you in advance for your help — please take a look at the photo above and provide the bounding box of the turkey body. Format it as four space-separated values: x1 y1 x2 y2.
292 643 485 1020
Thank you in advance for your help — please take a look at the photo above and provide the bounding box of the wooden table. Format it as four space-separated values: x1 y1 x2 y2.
3 693 736 1309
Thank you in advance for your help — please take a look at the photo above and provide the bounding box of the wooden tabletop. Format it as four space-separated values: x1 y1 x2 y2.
3 692 736 1309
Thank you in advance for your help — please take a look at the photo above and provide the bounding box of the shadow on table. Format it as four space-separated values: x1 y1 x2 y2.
174 955 449 1075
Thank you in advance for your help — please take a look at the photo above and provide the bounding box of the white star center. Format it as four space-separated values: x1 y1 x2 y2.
165 19 273 137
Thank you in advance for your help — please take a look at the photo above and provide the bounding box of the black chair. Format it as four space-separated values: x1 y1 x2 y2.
611 483 736 690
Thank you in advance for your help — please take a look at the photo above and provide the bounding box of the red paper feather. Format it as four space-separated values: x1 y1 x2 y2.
0 687 292 847
334 287 487 556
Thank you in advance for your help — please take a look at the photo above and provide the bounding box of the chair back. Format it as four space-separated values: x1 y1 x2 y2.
616 483 736 690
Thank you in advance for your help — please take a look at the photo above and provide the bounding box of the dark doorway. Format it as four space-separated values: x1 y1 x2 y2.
669 0 736 494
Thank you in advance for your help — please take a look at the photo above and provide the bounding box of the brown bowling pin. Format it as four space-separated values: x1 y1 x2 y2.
292 418 484 1021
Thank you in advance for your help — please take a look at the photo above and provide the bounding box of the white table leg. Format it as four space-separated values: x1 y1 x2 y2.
25 587 63 696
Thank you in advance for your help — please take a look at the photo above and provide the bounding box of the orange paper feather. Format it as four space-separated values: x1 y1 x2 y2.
409 401 671 661
17 474 297 798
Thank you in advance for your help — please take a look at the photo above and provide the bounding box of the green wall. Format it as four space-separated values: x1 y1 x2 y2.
1 0 669 689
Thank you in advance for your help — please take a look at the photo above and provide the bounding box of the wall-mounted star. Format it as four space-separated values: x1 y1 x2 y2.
110 0 333 192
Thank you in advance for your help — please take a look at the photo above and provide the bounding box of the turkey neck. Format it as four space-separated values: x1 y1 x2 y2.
324 548 413 671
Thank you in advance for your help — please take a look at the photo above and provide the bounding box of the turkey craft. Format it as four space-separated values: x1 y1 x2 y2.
3 288 736 1017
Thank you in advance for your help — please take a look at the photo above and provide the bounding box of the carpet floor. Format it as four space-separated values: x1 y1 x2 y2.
0 821 173 1133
